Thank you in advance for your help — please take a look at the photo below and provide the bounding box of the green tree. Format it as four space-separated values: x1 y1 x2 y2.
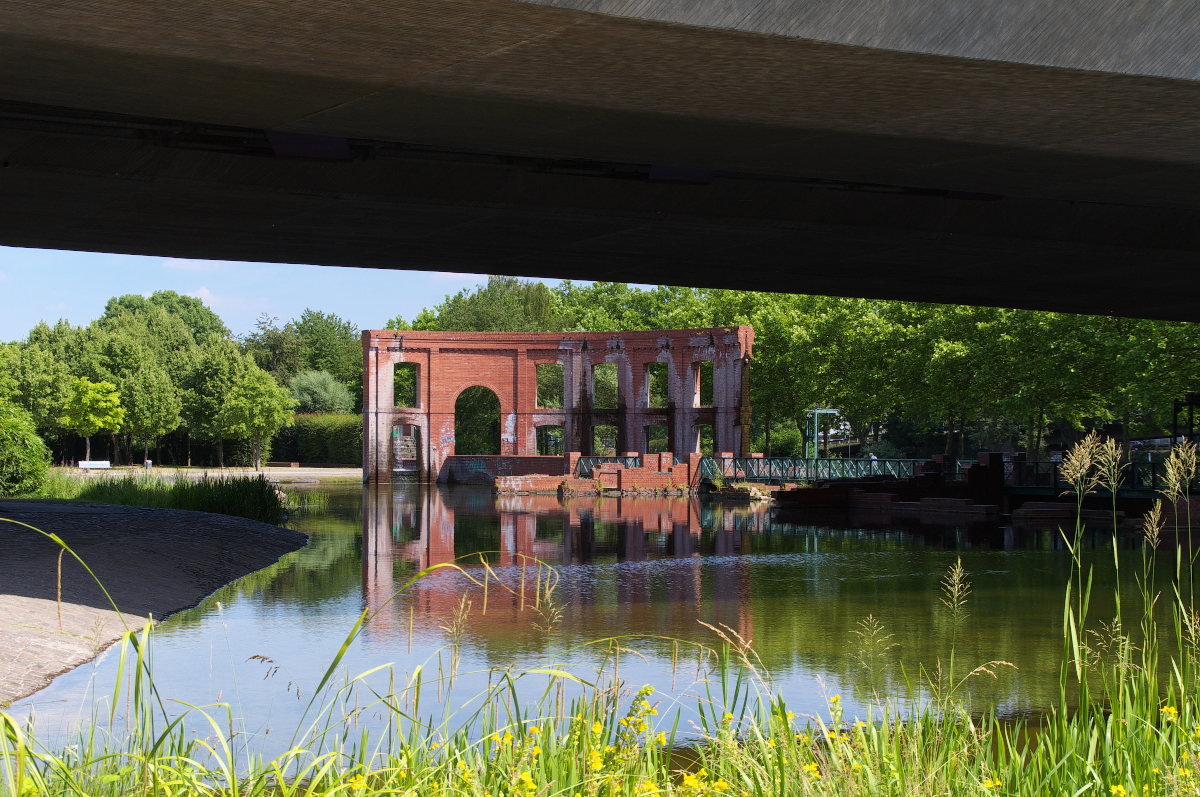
123 366 182 463
0 343 19 403
220 366 296 470
242 314 304 383
182 338 246 467
0 401 50 496
60 377 124 461
294 309 362 407
289 370 354 413
12 343 72 431
427 276 561 332
103 290 229 344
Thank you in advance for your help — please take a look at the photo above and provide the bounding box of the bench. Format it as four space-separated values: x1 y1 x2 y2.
78 460 111 470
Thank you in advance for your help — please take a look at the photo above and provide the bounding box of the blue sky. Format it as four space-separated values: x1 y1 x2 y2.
0 246 503 341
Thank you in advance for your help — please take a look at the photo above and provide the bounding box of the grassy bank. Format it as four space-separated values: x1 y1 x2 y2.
4 437 1200 795
20 471 288 525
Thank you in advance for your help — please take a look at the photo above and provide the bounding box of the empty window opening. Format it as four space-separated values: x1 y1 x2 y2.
454 386 501 455
646 362 668 408
696 361 714 408
696 424 714 456
646 424 669 454
394 363 418 408
392 425 421 472
536 363 564 409
537 425 564 456
593 363 618 409
593 425 618 457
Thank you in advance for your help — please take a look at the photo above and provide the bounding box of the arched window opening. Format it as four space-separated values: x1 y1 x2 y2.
454 386 501 455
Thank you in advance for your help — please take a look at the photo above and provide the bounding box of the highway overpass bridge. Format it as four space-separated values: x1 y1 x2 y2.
1 0 1199 319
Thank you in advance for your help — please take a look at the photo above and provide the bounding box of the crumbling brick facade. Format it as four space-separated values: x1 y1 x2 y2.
362 328 754 483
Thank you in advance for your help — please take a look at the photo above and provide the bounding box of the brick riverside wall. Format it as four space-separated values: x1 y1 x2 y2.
362 328 754 483
616 467 683 491
494 475 569 494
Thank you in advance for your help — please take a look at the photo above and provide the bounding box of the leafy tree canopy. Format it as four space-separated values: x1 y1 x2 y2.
290 370 354 414
103 290 229 344
220 366 296 469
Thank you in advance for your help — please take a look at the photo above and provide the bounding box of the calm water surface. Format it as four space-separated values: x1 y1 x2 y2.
14 485 1152 753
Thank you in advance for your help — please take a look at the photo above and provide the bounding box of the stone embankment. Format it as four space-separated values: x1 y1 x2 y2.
494 454 697 496
0 500 307 706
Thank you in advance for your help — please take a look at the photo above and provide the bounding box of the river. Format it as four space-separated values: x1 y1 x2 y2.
12 484 1156 756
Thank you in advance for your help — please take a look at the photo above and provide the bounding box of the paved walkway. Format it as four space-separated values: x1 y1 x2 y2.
0 501 307 706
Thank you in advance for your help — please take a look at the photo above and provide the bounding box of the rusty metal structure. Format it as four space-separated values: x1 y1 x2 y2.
362 327 753 483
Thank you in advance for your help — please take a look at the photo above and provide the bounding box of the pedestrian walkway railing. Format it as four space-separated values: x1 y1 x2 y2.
699 457 925 484
1007 460 1198 492
575 456 641 477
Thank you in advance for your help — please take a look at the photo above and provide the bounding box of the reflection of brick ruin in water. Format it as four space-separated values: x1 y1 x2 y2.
361 328 754 484
359 486 756 649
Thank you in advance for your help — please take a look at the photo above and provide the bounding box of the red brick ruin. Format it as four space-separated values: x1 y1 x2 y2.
362 327 754 483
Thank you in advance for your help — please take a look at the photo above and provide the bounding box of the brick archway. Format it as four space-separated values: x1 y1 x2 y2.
363 328 753 482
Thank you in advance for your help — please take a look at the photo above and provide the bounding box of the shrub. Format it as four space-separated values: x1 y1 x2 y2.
272 413 362 465
290 370 353 414
0 401 50 496
755 426 803 457
33 472 287 524
856 440 908 459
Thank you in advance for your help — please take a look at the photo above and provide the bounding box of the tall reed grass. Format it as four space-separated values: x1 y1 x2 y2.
4 436 1200 796
28 471 288 525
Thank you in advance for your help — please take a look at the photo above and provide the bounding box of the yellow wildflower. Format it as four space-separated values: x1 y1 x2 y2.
713 779 729 791
588 750 604 771
681 774 701 790
1162 706 1179 723
531 745 542 756
654 732 667 746
1111 786 1127 796
592 722 604 735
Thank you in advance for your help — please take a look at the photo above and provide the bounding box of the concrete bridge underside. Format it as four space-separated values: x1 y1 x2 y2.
2 0 1200 319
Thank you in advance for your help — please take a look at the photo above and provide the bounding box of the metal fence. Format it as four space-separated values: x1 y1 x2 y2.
1008 460 1197 492
698 457 925 483
575 456 641 478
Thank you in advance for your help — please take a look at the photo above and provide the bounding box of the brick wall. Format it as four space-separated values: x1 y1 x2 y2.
494 475 568 494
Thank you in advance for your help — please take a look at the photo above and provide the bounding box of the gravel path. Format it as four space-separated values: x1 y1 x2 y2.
0 501 307 706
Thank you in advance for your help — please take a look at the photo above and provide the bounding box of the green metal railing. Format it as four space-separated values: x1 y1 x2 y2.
1009 460 1199 492
575 456 641 478
698 457 925 484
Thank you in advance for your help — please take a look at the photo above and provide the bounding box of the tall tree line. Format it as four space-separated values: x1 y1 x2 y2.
7 278 1199 464
0 293 364 467
390 276 1200 459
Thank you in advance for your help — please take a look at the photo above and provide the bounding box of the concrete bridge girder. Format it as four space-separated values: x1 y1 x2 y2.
2 0 1200 318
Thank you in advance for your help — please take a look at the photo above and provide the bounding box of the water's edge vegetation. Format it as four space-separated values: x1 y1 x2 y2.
15 471 290 526
4 436 1200 795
